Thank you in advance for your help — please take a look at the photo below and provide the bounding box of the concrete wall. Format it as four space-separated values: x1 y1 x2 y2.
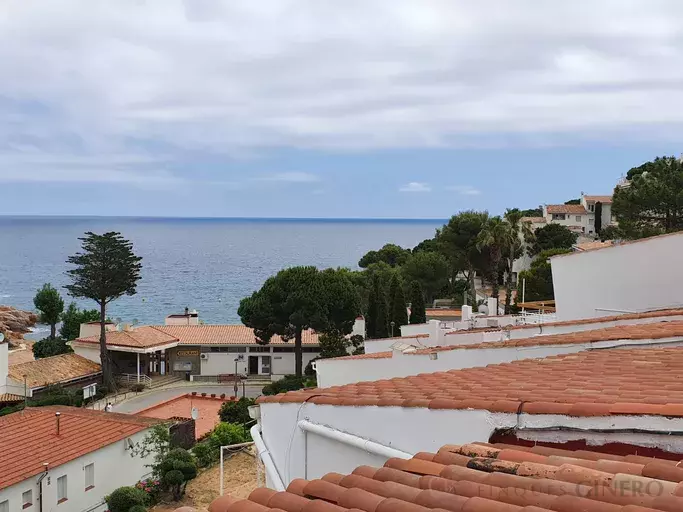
169 346 202 376
78 323 116 339
71 344 102 364
551 233 683 321
259 402 683 486
0 428 155 512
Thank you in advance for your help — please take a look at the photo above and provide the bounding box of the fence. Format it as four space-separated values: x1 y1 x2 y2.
116 373 152 386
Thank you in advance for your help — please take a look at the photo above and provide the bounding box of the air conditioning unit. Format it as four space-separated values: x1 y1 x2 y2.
200 353 208 360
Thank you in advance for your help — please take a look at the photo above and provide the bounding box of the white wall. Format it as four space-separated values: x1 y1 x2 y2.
260 402 683 486
0 428 155 512
551 233 683 321
70 344 102 364
0 343 7 395
200 353 248 375
316 337 683 387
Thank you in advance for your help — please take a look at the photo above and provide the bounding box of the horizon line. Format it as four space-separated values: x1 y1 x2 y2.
0 214 449 222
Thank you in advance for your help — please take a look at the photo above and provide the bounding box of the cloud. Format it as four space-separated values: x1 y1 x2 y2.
399 182 431 193
448 185 481 196
3 1 683 185
257 172 321 183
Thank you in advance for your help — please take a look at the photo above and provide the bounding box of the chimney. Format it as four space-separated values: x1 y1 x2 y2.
185 307 189 316
55 412 61 436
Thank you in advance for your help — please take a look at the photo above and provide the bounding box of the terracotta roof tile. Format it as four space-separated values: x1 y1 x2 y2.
76 324 320 348
209 441 683 512
7 353 101 388
256 346 683 418
0 406 161 490
330 351 393 361
424 320 683 353
584 195 613 203
546 204 588 214
550 231 683 259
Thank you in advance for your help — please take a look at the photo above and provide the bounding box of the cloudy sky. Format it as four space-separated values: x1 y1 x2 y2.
1 0 682 218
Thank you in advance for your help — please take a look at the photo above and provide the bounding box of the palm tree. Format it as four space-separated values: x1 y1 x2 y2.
502 209 534 313
476 216 509 307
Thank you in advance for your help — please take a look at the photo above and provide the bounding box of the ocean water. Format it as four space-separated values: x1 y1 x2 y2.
0 217 443 328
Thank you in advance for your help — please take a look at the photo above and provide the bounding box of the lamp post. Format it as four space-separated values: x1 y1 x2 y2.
233 355 244 398
390 321 395 337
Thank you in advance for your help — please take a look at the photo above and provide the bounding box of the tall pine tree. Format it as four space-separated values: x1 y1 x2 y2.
388 273 408 336
409 280 426 324
367 273 389 339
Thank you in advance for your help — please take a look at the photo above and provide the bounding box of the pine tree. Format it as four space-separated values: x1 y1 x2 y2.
389 274 408 336
409 281 426 324
366 273 389 339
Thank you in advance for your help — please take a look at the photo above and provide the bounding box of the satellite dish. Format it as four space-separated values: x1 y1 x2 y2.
0 333 4 343
191 407 199 420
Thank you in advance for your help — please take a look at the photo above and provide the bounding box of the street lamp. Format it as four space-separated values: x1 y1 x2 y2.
390 321 395 337
233 355 244 398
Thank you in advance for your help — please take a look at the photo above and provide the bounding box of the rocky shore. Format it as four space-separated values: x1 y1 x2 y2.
0 305 38 342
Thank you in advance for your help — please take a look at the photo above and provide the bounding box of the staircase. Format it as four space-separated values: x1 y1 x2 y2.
148 374 184 389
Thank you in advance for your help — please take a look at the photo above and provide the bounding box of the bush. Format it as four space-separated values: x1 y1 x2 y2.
155 448 198 500
32 337 73 359
192 441 216 468
129 506 147 512
218 397 255 425
210 422 250 447
262 375 308 396
106 486 147 512
134 477 162 505
130 383 146 392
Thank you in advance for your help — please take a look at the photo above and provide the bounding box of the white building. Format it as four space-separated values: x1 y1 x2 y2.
551 231 683 321
541 193 615 236
0 406 160 512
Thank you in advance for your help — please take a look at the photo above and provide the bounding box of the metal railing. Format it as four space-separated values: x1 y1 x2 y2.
116 373 152 386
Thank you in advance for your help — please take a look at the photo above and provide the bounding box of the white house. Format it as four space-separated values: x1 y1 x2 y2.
0 406 160 512
551 231 683 321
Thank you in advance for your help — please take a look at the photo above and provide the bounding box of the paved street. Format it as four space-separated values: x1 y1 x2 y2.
112 384 263 414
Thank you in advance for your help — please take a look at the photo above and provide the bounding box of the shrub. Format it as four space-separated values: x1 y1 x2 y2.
32 337 73 359
155 448 198 500
130 383 146 393
262 375 307 396
129 506 147 512
218 397 255 425
106 486 147 512
134 477 162 505
210 422 250 447
192 441 216 468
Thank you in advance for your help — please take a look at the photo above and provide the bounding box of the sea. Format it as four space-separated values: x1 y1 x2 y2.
0 217 444 336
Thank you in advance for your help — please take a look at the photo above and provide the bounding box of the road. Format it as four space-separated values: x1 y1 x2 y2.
112 385 263 414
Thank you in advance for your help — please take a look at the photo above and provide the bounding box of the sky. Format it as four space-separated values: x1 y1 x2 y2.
1 0 683 219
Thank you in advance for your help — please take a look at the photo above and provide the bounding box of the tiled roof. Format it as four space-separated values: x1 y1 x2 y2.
8 353 101 389
574 240 614 251
0 406 161 490
75 325 320 348
425 319 683 352
209 441 683 512
426 309 461 318
326 351 392 361
584 194 613 203
259 345 683 417
157 325 320 345
546 204 588 214
551 231 683 259
0 394 24 403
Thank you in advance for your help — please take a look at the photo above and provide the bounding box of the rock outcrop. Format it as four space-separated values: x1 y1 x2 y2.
0 306 38 341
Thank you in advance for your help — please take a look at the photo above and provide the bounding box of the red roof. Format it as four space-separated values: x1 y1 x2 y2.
209 441 683 512
546 204 587 214
259 345 683 418
0 406 161 490
584 194 613 203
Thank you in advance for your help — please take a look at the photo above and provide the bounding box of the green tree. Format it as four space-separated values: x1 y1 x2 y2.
218 397 255 425
238 267 359 376
476 216 509 303
408 281 426 324
65 232 143 389
358 243 411 268
613 156 683 238
502 209 533 314
156 448 197 501
564 198 581 205
594 202 603 234
599 224 623 242
366 273 389 339
33 283 64 339
106 487 147 512
412 237 439 254
530 223 578 255
436 211 489 305
318 331 350 358
516 248 571 302
59 302 100 341
32 337 72 359
401 251 449 305
388 273 408 336
519 207 543 217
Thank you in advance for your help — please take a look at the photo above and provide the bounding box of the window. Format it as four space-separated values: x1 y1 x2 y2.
0 500 8 512
85 463 94 491
302 347 320 353
551 213 566 220
57 475 67 504
210 346 246 353
22 490 32 509
589 204 595 212
575 216 581 222
589 217 594 225
249 346 270 353
273 347 294 353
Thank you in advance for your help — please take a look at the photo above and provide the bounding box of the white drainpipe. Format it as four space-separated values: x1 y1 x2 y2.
298 420 413 460
250 424 286 492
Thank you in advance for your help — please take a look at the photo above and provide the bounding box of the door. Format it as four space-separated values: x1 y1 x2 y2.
248 356 259 375
261 356 271 375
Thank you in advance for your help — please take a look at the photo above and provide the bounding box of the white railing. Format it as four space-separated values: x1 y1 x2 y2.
518 311 557 324
116 373 152 386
